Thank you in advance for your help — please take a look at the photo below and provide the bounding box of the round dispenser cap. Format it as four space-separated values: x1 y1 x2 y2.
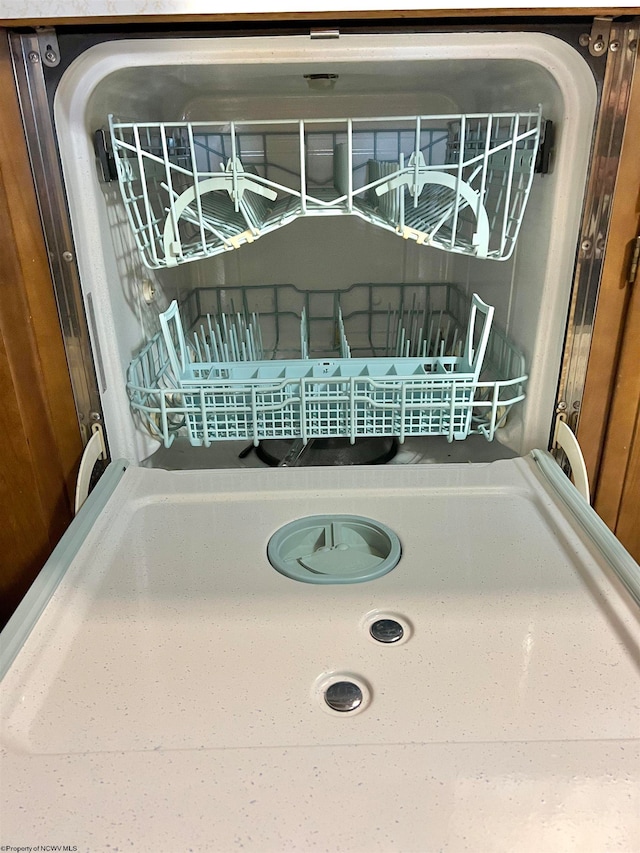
267 514 401 584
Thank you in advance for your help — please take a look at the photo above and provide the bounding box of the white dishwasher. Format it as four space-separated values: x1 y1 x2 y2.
2 21 640 852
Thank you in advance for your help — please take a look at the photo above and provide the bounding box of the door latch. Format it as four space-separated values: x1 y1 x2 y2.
310 28 340 39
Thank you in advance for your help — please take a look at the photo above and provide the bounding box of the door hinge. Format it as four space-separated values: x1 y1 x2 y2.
628 235 640 286
552 414 590 503
579 17 612 57
35 27 60 67
74 423 108 514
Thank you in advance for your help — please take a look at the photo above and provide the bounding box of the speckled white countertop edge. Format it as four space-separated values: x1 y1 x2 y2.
2 0 639 21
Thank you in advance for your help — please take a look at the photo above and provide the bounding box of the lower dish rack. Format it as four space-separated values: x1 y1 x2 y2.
127 283 527 447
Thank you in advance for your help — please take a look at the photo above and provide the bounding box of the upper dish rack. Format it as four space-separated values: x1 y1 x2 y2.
109 109 543 269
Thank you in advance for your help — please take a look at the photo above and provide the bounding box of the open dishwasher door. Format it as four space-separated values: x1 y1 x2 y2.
2 458 639 852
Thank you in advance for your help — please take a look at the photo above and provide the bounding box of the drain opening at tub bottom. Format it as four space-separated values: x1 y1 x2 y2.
267 514 401 584
255 436 399 467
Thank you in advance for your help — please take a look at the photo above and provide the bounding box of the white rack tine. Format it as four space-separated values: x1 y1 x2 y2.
213 320 222 361
443 317 451 353
255 311 264 359
222 313 231 358
399 151 405 230
338 306 350 358
231 325 241 361
246 325 255 361
207 315 219 361
192 332 202 361
215 320 227 362
413 116 421 208
417 325 424 360
479 113 493 214
241 320 250 361
250 312 260 359
426 317 435 358
451 326 460 356
235 312 245 357
241 326 248 361
409 296 419 357
200 324 211 361
227 321 235 360
300 307 307 359
230 122 240 213
211 330 223 361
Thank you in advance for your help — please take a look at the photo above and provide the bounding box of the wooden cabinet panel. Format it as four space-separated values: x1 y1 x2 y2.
579 59 640 560
594 253 640 555
605 290 640 561
0 32 83 627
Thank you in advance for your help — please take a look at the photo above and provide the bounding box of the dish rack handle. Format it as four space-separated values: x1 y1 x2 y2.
465 294 495 379
159 300 189 379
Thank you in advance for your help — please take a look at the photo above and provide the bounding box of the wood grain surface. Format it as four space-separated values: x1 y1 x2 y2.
0 31 83 628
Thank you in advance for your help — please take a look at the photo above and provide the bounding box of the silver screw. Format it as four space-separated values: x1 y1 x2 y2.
28 51 40 63
62 251 74 262
610 41 620 52
557 401 567 412
593 39 605 54
90 411 102 422
573 401 581 410
628 40 637 53
581 239 592 253
578 33 590 47
45 49 57 63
